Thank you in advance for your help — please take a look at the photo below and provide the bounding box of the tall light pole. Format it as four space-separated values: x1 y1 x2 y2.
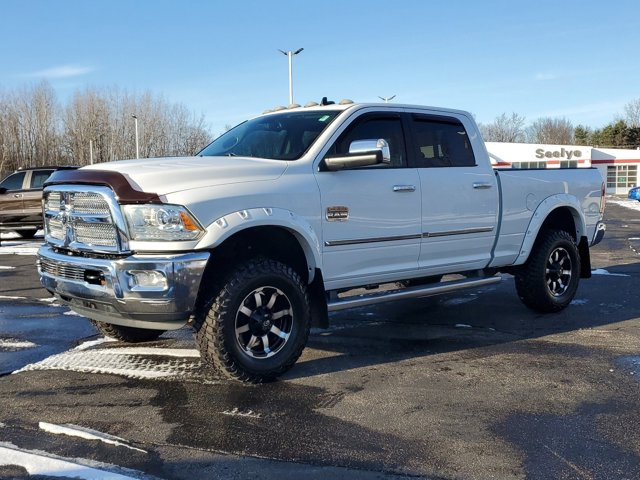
131 114 140 159
278 48 303 105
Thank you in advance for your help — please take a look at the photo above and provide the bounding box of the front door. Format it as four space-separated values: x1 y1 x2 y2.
314 113 421 289
0 171 27 227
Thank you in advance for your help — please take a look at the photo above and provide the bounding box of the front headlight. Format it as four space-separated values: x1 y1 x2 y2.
122 204 205 241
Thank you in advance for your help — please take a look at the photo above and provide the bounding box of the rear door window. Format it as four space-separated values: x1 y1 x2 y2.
408 115 476 168
29 170 54 189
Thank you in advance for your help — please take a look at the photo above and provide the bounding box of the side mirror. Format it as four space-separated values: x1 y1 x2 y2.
349 139 391 164
323 138 391 171
0 187 7 195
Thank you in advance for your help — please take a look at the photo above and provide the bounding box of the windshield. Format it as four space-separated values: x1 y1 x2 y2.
198 110 341 160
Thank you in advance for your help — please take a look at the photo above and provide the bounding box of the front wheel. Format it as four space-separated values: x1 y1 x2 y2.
515 230 580 313
91 320 166 342
194 258 311 383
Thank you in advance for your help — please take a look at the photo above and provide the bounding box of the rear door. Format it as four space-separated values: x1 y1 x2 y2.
314 112 421 288
0 171 27 226
406 111 499 274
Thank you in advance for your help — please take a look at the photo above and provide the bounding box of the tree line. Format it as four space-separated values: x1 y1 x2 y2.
479 98 640 148
0 81 213 179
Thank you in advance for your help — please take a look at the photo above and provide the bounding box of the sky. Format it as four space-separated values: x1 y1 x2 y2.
1 0 639 136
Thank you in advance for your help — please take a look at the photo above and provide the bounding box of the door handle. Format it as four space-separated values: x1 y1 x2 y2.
393 185 416 192
13 193 23 198
472 182 493 189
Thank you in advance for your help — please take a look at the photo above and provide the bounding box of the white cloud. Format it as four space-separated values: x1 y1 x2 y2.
26 65 95 79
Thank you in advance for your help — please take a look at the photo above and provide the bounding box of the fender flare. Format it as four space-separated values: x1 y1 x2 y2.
194 207 322 282
513 194 587 266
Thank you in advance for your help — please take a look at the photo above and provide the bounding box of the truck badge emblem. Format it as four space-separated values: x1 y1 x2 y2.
326 206 349 222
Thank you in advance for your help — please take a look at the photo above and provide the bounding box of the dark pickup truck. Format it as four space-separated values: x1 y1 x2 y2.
0 166 78 239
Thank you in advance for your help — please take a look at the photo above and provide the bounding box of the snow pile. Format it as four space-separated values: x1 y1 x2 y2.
0 240 42 255
15 344 203 380
39 422 147 453
0 441 149 479
591 269 630 277
0 338 37 350
607 198 640 212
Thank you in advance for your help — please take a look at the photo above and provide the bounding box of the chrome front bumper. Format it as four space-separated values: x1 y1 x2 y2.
37 245 209 330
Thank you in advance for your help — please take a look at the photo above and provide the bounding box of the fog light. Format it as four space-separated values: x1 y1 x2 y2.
127 270 168 291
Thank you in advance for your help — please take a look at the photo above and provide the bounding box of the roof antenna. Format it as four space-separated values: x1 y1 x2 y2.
320 97 335 106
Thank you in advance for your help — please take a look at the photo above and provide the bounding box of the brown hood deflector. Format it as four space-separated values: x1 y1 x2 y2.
44 169 162 204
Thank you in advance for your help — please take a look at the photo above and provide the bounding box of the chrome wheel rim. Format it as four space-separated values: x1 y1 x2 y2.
545 247 572 297
235 286 293 359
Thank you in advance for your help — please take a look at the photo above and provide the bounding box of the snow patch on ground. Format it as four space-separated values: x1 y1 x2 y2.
39 422 147 453
591 269 630 277
0 441 148 479
222 407 262 419
0 265 15 270
608 198 640 212
570 299 588 306
63 310 83 316
0 338 37 350
37 296 58 303
0 295 27 300
73 338 118 351
0 240 42 255
454 323 473 329
15 345 203 380
443 296 479 306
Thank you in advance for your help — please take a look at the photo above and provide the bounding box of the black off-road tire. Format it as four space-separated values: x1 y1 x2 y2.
193 258 311 384
515 230 580 313
91 320 166 342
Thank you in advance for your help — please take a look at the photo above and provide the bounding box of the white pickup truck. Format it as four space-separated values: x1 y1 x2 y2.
38 101 606 383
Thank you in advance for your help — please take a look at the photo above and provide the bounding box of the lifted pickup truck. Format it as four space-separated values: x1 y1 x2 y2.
38 102 606 383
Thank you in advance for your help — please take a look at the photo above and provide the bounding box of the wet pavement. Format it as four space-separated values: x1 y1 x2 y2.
0 201 639 479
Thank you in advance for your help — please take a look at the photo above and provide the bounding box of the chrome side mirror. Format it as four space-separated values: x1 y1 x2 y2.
349 139 391 164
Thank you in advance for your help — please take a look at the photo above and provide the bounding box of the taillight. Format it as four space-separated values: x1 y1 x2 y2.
600 181 606 215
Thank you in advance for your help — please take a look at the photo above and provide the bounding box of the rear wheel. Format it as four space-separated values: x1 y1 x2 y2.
91 320 166 342
194 258 311 383
515 230 580 313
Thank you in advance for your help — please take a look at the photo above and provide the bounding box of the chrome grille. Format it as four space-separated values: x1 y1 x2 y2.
74 222 118 247
72 193 112 215
43 187 124 253
39 258 86 281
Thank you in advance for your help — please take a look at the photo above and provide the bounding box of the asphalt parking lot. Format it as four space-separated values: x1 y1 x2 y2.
0 200 638 480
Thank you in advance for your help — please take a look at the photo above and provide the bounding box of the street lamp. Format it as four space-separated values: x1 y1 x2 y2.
378 95 396 103
278 48 304 105
131 114 140 159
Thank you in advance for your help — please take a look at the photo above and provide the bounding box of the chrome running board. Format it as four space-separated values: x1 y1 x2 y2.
327 275 502 312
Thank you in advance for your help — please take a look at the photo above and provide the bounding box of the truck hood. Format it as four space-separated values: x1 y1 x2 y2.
82 156 288 195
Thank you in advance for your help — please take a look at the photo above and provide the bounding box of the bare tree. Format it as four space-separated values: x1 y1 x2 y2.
479 112 526 142
526 117 574 144
623 98 640 129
